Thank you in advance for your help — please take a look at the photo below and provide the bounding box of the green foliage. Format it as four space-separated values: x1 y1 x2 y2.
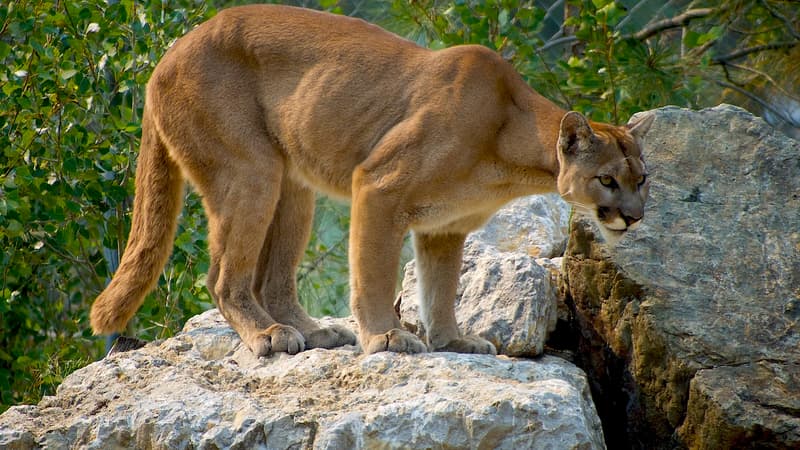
298 197 351 318
389 0 722 123
0 0 222 412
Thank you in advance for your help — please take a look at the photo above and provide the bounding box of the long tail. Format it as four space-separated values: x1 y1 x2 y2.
90 106 183 334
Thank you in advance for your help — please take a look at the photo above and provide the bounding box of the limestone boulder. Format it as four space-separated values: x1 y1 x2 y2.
560 105 800 449
469 193 572 259
0 309 605 450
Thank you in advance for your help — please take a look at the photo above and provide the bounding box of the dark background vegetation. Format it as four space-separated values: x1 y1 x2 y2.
1 0 797 412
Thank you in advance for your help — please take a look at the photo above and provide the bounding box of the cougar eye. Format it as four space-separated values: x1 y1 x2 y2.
637 174 648 186
598 175 618 189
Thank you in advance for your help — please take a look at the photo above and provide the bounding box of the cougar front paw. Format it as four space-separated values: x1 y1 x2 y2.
251 324 306 356
305 324 357 349
433 335 497 355
362 328 428 354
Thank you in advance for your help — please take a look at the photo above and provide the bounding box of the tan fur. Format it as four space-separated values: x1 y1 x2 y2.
90 5 654 356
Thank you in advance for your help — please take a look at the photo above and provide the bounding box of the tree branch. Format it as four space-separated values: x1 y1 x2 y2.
689 37 719 58
538 35 578 52
715 80 793 125
724 62 800 104
758 0 800 41
615 0 664 31
712 41 799 63
538 6 716 51
629 8 715 41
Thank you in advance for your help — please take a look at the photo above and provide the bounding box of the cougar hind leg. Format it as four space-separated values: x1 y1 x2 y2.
169 126 305 356
146 55 312 356
253 177 357 349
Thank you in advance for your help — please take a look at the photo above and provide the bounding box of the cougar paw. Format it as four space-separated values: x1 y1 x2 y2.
306 324 357 349
252 324 306 356
362 328 428 355
434 335 497 355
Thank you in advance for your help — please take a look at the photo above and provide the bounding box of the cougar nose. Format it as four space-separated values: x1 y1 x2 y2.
623 213 642 227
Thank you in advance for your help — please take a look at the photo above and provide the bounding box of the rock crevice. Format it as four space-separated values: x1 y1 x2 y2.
560 105 800 449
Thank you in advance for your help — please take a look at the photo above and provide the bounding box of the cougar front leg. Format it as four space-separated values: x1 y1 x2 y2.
349 182 427 354
252 177 356 350
413 232 497 355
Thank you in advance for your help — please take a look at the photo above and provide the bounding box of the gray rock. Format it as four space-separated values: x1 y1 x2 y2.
561 105 800 449
399 236 559 357
678 361 800 448
0 309 605 450
470 194 572 259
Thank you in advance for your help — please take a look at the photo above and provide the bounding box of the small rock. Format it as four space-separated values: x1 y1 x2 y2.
400 236 558 357
470 194 571 259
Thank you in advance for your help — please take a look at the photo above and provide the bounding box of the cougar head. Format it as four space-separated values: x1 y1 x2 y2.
556 111 655 245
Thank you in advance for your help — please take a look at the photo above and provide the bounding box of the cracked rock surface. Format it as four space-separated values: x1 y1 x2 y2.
561 105 800 449
0 310 605 449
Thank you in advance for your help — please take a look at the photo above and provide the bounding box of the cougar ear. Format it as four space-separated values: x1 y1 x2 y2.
627 112 655 140
558 111 593 156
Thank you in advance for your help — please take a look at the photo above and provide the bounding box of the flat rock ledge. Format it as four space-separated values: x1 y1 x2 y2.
0 309 605 450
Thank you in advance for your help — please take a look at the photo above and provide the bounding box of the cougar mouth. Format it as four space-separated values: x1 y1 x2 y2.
595 210 634 245
603 217 628 232
598 208 643 233
567 203 639 244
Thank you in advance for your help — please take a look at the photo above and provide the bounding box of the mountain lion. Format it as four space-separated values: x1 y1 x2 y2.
90 4 654 356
